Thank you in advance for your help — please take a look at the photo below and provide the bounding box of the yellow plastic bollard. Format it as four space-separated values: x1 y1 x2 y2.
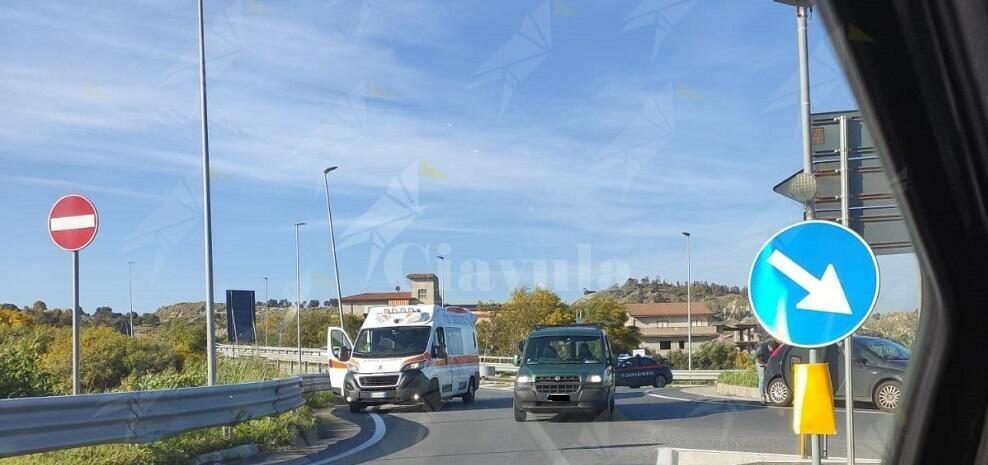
792 363 837 435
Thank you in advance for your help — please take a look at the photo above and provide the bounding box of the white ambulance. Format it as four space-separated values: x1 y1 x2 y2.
325 304 479 413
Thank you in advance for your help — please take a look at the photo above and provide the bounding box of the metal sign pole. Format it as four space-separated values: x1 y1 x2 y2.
72 251 80 395
839 115 856 465
808 347 821 465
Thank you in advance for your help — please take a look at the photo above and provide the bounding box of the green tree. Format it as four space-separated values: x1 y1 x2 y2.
694 339 739 369
489 287 568 355
573 297 641 354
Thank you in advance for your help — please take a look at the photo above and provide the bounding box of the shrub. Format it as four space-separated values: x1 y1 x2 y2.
0 333 54 398
717 369 758 387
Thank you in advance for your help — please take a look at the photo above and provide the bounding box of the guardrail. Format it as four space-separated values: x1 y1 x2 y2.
0 373 331 458
217 347 725 381
478 362 725 381
217 344 326 363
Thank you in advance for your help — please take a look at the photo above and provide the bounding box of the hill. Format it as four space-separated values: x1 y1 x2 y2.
860 310 919 347
576 277 752 324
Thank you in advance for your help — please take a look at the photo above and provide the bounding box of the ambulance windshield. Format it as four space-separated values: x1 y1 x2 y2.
352 327 432 358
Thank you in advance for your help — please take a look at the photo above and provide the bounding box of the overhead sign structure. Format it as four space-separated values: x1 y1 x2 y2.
748 220 880 348
773 111 913 255
48 194 99 251
225 290 256 344
48 194 99 396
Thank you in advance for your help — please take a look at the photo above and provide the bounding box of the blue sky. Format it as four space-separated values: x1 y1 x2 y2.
0 0 919 314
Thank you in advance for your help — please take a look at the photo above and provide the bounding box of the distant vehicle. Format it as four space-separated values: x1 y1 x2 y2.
325 305 479 413
512 324 616 422
615 355 673 388
763 335 910 412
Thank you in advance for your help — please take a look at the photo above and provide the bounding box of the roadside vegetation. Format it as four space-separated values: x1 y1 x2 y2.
717 369 759 388
476 287 642 356
0 305 335 465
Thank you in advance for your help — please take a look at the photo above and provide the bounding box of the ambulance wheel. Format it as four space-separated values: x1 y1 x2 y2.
513 400 527 422
424 380 443 412
462 378 476 404
348 402 363 413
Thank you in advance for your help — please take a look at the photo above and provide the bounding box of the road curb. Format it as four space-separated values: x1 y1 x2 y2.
655 447 882 465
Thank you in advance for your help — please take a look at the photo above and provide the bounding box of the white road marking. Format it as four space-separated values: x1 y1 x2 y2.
50 214 95 231
309 413 385 464
479 383 514 392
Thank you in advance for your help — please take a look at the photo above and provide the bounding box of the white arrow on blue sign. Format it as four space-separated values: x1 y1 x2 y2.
748 220 880 348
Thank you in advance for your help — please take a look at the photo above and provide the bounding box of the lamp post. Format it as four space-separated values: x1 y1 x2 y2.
774 2 825 464
262 277 268 346
195 0 217 387
322 167 346 328
294 222 306 370
128 261 135 338
436 255 446 307
682 232 692 376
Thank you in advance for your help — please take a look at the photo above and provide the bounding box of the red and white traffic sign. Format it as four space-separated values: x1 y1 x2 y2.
48 194 99 251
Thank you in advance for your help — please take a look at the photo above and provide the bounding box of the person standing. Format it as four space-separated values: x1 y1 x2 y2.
755 339 777 403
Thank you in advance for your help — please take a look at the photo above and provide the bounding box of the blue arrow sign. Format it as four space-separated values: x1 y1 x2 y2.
748 220 880 348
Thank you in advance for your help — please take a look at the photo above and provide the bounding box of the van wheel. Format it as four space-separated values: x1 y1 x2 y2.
462 378 476 404
424 380 443 412
767 377 792 406
513 400 527 422
348 402 363 413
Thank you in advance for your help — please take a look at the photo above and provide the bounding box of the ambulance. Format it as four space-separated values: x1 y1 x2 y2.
324 304 479 413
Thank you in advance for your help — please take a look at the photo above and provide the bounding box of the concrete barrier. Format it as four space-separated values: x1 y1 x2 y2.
714 383 760 400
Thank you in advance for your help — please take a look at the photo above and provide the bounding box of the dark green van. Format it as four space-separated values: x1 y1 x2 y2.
511 325 616 422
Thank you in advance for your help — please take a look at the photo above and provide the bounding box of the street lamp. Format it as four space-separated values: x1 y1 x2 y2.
195 0 218 387
436 255 446 307
322 167 346 328
682 232 692 376
262 277 268 346
294 222 306 370
128 261 135 338
774 3 828 465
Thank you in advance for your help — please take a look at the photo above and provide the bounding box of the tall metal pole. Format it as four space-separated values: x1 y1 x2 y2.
263 277 269 346
839 115 856 465
797 5 814 221
72 251 80 395
295 222 306 370
128 261 135 338
683 232 692 376
323 167 345 328
436 255 446 307
797 6 820 464
196 0 217 387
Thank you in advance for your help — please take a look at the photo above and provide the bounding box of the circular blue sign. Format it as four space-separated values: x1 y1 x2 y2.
748 220 880 348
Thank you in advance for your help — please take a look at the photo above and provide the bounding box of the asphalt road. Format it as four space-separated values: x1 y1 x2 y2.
271 384 894 465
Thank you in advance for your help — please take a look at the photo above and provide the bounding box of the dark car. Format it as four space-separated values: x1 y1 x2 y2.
763 335 909 412
512 325 616 422
615 355 673 388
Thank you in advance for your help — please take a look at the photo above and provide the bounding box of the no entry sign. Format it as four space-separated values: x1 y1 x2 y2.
48 194 99 251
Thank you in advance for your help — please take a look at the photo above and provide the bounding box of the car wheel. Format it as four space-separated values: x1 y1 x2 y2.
607 394 615 421
874 380 902 412
767 378 792 406
653 375 667 388
462 379 476 404
513 400 527 422
348 402 363 414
